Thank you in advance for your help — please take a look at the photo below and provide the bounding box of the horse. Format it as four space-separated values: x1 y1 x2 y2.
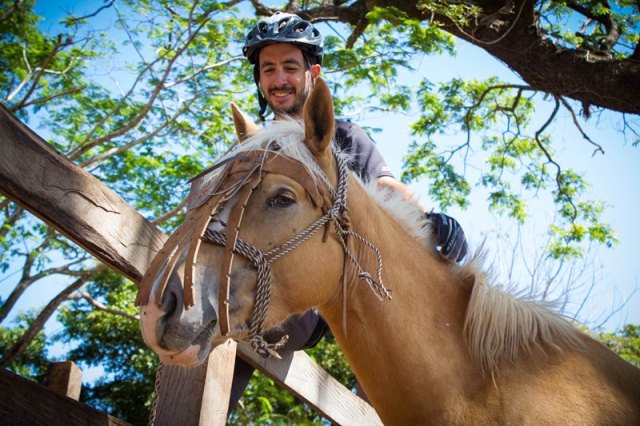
136 78 640 424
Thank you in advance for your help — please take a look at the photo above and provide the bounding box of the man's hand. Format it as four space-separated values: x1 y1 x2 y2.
426 213 468 262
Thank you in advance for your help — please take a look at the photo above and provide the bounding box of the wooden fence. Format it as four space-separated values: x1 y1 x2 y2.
0 361 129 425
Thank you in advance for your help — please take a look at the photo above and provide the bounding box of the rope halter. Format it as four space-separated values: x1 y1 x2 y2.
137 144 392 359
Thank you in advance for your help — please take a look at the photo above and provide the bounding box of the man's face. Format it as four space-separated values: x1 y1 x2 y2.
258 43 320 118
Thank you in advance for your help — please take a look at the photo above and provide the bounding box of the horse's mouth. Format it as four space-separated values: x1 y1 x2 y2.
159 320 217 367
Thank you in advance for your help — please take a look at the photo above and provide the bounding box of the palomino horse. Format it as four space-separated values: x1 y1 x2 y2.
137 78 640 424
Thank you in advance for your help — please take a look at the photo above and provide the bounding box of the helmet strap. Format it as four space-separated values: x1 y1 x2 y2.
253 64 269 121
258 89 269 122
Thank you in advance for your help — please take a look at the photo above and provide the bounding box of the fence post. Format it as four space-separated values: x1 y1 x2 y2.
151 339 237 426
46 361 83 400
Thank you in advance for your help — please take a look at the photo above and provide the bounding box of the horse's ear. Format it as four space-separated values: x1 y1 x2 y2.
231 103 258 143
303 78 335 160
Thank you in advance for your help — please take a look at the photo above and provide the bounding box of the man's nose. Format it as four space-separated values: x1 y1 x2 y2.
274 68 288 84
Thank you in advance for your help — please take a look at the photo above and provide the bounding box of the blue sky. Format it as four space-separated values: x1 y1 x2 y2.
3 0 638 346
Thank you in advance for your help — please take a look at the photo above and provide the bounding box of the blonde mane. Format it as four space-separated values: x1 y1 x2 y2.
460 251 584 374
365 183 584 374
194 119 584 374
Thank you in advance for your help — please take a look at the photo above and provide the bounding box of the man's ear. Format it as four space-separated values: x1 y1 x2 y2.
231 103 258 142
303 77 334 162
310 64 321 79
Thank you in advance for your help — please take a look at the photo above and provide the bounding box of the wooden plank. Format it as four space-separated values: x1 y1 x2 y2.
199 339 237 425
46 361 83 400
238 345 383 426
0 105 382 425
151 339 237 426
0 368 130 426
0 105 166 283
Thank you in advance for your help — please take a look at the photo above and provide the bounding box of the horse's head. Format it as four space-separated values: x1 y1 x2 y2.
136 78 350 365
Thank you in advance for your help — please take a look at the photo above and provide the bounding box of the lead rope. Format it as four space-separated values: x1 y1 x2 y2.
148 362 164 425
326 153 390 300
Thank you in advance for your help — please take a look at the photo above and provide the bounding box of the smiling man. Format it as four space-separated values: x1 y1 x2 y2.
258 42 318 116
222 11 469 415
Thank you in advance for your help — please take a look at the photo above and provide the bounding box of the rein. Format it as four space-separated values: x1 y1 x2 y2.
138 144 392 359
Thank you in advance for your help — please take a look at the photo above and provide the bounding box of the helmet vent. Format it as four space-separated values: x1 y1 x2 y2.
243 13 324 65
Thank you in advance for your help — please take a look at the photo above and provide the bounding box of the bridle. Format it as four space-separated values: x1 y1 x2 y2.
137 143 391 359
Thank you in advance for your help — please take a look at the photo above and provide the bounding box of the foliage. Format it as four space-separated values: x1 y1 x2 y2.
230 333 356 424
539 0 640 59
55 269 157 425
594 324 640 368
324 7 455 117
0 311 50 381
403 78 617 258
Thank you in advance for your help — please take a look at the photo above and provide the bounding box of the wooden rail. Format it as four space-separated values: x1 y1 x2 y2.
0 364 129 426
0 105 382 425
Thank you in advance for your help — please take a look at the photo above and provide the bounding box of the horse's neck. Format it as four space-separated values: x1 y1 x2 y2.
316 181 640 424
318 182 481 419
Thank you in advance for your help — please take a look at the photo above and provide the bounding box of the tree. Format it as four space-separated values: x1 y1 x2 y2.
55 270 155 425
284 0 640 115
595 324 640 368
230 334 356 424
0 0 637 423
0 311 49 382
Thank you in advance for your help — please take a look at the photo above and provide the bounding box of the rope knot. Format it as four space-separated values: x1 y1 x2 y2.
250 334 289 359
359 271 393 300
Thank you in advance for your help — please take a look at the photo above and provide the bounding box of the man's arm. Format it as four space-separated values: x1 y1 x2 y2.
377 176 468 262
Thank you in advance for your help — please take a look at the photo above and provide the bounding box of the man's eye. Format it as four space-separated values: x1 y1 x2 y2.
267 192 296 208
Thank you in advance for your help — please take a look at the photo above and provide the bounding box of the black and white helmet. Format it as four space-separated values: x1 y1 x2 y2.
243 12 323 65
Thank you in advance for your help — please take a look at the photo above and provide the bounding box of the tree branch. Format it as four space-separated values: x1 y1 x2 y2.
533 97 579 223
0 0 24 26
64 0 115 26
566 0 620 55
152 197 189 226
10 34 73 113
289 0 640 115
67 5 217 161
68 290 138 321
0 252 90 323
0 265 105 369
78 93 201 168
16 86 86 110
557 96 605 156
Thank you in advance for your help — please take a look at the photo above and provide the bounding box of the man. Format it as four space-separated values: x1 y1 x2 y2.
227 12 468 413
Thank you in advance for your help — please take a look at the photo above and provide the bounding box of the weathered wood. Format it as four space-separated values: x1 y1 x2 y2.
0 105 383 424
46 361 83 400
152 339 237 426
0 368 130 426
0 105 166 283
199 339 237 425
238 344 383 425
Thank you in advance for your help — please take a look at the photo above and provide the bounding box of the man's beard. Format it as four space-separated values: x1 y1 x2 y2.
267 78 313 117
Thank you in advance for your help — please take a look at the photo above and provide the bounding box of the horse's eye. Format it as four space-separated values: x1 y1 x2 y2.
267 191 296 208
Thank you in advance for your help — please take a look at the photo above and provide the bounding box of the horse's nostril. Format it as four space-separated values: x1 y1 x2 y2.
161 285 180 320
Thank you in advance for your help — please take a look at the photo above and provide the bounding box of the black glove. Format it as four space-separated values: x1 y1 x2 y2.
425 212 468 262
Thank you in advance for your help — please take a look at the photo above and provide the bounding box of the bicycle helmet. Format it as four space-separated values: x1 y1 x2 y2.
243 12 324 65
